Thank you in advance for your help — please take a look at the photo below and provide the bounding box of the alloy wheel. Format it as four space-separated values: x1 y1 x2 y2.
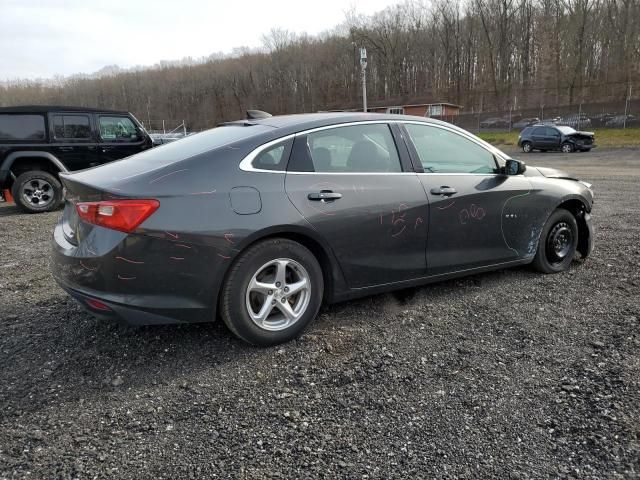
21 178 54 208
245 258 311 331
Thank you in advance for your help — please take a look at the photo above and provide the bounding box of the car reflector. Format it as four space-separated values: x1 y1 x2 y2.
76 199 159 233
86 298 111 311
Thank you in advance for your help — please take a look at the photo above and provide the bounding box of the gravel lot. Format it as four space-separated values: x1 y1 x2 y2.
1 148 639 479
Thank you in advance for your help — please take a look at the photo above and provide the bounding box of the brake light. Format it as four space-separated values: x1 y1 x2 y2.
76 199 160 233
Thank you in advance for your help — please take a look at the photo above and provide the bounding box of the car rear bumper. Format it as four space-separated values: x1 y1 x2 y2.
51 221 217 325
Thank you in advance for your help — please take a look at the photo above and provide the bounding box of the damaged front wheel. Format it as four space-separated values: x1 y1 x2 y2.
532 208 578 273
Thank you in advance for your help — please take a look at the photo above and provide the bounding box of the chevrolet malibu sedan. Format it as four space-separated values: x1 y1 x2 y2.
52 113 594 345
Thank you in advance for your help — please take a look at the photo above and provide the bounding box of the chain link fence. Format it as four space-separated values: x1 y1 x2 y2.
443 99 639 133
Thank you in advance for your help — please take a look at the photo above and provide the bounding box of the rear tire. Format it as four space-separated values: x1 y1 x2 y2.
522 141 533 153
532 209 578 274
11 170 63 213
220 238 324 346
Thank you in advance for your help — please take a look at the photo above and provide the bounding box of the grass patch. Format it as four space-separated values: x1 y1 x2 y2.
477 128 640 148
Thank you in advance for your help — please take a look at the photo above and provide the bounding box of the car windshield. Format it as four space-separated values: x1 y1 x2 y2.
557 126 577 134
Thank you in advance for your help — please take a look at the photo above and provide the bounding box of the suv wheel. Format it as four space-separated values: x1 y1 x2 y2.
561 142 574 153
522 141 533 153
220 238 324 346
12 170 63 213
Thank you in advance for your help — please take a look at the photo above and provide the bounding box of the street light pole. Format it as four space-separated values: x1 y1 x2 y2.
360 48 367 113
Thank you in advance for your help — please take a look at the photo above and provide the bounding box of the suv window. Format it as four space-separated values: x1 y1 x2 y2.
0 114 46 141
532 127 546 135
99 116 139 142
546 127 560 137
305 124 401 173
53 115 92 140
404 123 498 174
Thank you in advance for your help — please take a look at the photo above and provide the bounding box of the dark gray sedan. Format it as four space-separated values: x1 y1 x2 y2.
52 113 594 345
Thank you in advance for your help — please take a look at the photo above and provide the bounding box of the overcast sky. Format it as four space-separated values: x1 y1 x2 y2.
0 0 396 81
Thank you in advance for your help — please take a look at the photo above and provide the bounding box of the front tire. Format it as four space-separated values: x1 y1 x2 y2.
220 238 324 346
522 141 533 153
561 142 574 153
11 170 63 213
532 209 578 273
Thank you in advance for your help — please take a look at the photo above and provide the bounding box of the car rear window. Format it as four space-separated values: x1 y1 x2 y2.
80 124 274 183
0 114 46 141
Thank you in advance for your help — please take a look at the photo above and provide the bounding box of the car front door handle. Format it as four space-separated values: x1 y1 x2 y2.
308 191 342 201
430 186 457 196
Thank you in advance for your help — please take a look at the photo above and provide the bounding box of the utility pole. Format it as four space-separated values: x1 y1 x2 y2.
360 48 367 113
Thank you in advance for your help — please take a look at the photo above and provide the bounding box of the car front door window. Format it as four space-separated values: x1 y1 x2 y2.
99 116 139 143
404 123 498 174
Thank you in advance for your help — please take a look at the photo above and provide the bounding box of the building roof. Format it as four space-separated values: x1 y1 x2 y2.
0 105 129 114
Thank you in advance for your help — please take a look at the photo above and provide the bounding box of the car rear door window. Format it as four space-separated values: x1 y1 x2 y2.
53 115 92 140
305 124 401 173
404 123 498 174
99 116 139 142
532 127 546 135
0 114 46 141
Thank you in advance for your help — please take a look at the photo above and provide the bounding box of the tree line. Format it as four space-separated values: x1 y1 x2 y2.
1 0 638 130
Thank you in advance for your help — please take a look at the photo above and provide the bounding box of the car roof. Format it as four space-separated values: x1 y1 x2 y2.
224 112 447 135
0 105 129 114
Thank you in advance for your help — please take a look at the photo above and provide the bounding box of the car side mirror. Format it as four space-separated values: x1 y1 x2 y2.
505 158 526 175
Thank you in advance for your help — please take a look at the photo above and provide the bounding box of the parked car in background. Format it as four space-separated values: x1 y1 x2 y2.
480 117 510 129
0 106 153 213
518 124 596 153
513 117 540 130
557 113 592 130
605 114 637 128
541 117 561 125
590 113 614 127
52 112 594 346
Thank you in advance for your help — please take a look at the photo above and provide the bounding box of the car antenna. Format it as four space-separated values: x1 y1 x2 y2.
246 110 272 120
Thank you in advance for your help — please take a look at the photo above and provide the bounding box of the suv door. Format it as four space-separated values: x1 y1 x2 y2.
530 126 547 149
49 113 102 171
284 122 429 288
545 127 561 150
96 115 151 163
402 122 533 275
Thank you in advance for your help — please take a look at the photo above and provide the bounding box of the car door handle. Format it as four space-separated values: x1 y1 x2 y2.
430 186 457 196
59 146 74 152
308 191 342 201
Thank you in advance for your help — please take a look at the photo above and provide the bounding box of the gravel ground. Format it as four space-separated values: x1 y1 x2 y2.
0 148 639 479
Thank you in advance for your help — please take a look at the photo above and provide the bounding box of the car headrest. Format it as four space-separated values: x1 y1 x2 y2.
312 147 332 171
347 141 380 171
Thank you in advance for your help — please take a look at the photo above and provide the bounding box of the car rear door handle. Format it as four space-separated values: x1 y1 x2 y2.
430 186 457 196
308 191 342 201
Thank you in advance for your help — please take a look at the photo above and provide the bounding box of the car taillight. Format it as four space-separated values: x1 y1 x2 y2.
76 199 160 233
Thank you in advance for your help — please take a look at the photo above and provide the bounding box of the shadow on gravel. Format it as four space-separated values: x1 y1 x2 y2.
0 204 21 217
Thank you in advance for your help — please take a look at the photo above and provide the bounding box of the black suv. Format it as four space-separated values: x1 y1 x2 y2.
0 106 153 213
518 124 595 154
